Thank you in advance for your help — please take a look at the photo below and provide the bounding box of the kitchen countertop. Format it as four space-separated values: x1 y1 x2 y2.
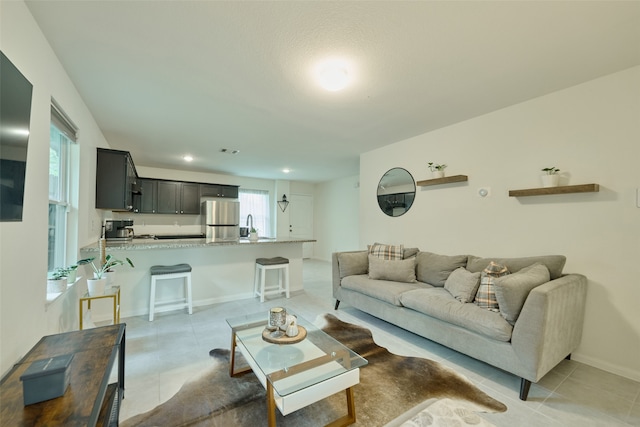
80 237 316 252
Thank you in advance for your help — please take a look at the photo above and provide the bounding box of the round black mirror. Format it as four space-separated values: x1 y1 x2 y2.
377 168 416 217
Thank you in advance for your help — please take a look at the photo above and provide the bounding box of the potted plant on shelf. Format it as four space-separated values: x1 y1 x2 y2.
249 227 259 242
47 269 68 294
77 255 134 296
428 162 447 178
541 167 560 187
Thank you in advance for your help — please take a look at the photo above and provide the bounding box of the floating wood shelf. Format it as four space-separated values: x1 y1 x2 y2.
416 175 468 187
509 183 599 197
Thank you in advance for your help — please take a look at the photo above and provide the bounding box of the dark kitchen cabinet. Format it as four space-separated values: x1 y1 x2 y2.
134 178 157 213
200 183 239 199
181 182 200 214
156 181 200 214
96 148 138 211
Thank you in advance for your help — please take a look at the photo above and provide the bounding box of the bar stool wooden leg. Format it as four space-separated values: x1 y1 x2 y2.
186 273 193 315
149 276 157 322
259 266 267 303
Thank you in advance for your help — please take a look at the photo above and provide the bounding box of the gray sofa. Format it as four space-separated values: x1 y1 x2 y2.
332 249 588 400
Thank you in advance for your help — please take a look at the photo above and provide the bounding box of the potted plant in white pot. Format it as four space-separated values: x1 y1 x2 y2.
77 255 134 296
47 269 68 294
249 227 259 242
428 162 447 178
65 264 79 284
541 167 560 187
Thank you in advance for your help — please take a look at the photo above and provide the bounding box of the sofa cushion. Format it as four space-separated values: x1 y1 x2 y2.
368 255 417 283
444 267 481 303
342 275 424 306
474 262 509 312
368 243 404 260
400 288 513 342
494 262 550 324
466 255 566 280
337 251 369 278
415 252 468 287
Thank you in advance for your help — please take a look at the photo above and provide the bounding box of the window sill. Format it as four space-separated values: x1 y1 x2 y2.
46 277 81 307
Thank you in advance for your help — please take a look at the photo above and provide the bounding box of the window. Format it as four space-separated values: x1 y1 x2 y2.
48 102 77 272
239 189 271 237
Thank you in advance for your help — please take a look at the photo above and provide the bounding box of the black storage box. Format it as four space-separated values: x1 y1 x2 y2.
19 354 73 405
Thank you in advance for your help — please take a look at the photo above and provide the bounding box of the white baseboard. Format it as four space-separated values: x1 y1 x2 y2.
572 352 640 382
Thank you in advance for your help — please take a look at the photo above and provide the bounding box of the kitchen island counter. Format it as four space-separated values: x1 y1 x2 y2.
80 237 315 252
79 237 315 321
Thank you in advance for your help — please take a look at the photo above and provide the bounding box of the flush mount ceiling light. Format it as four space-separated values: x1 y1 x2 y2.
183 154 193 162
282 168 291 174
315 59 351 92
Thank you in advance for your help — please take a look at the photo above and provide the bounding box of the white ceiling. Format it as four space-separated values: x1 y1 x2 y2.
25 1 640 183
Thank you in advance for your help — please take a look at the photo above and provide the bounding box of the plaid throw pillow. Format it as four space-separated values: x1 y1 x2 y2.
474 262 509 312
368 243 404 260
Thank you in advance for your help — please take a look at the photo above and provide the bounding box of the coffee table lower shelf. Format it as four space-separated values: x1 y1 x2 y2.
230 331 360 427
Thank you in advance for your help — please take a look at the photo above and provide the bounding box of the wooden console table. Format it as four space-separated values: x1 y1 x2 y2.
0 324 125 426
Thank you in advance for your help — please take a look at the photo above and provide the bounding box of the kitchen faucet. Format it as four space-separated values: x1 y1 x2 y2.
246 214 253 230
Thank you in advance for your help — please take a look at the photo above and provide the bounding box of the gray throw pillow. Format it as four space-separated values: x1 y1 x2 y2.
494 262 550 324
403 247 420 259
368 255 417 283
415 252 468 287
444 267 481 303
337 252 368 278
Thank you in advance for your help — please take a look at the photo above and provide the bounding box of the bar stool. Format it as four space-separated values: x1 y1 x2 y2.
254 257 290 303
149 263 193 321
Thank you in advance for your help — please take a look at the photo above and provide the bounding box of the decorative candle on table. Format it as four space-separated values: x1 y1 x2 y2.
268 307 286 338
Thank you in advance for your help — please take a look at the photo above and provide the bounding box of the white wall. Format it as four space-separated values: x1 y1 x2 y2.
360 66 640 381
314 175 361 261
0 1 108 375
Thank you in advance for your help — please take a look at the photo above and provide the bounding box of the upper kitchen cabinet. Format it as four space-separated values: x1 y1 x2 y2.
133 178 157 213
156 181 200 214
95 148 139 211
200 183 239 199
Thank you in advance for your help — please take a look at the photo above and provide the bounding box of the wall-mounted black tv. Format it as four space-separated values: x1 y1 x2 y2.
0 51 33 222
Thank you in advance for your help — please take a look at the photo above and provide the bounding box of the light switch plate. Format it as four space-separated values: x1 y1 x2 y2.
637 188 640 208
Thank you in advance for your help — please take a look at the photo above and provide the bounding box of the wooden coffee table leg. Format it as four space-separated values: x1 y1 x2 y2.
325 387 356 427
229 332 237 376
267 381 277 427
229 331 252 377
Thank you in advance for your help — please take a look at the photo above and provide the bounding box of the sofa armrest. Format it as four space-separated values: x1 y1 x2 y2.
511 273 588 380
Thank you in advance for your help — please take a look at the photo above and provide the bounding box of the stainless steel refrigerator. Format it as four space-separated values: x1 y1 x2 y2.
202 199 239 241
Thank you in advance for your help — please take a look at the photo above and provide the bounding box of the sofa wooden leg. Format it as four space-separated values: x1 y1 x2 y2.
334 300 340 310
519 378 531 400
565 354 571 360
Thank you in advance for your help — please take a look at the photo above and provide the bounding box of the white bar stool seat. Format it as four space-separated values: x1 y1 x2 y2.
254 257 290 303
149 263 193 321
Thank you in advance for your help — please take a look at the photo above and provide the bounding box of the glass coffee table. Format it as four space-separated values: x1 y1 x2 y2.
226 311 367 427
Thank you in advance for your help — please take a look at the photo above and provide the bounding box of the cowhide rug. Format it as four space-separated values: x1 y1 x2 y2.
123 314 506 426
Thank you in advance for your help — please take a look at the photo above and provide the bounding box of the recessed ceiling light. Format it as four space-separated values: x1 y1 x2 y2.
282 169 291 174
183 155 193 162
315 59 351 92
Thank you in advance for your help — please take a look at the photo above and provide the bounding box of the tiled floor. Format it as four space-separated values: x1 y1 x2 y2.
116 259 640 426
